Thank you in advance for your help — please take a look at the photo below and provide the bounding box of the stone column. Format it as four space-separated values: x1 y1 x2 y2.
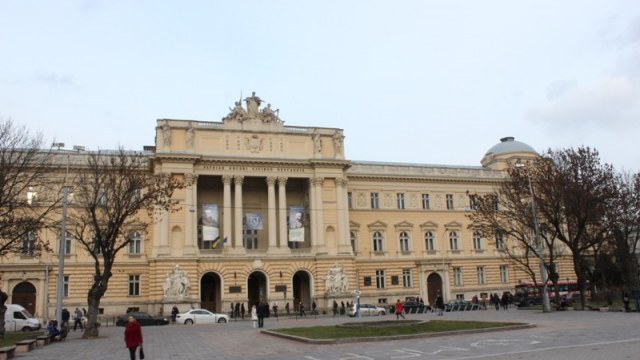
277 177 288 250
233 176 244 250
222 175 233 248
183 173 198 255
153 173 170 256
335 177 352 255
266 176 277 251
308 178 316 249
314 177 327 254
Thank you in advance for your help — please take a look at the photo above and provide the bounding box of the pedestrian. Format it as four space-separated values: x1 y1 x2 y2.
333 300 338 316
285 302 290 316
82 308 87 316
311 301 317 318
623 291 630 312
436 294 444 316
257 302 266 328
241 303 246 320
124 315 144 360
501 293 509 310
299 301 306 317
493 293 500 310
171 306 179 324
395 299 406 319
235 302 240 318
340 301 345 315
230 302 234 319
73 307 84 331
272 302 278 319
251 304 258 328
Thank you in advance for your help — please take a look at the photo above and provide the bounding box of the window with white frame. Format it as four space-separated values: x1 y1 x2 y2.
446 194 454 210
370 192 379 209
375 270 385 289
62 230 72 255
449 231 459 250
469 195 478 210
500 265 509 283
476 266 486 285
27 187 38 205
396 193 405 209
453 267 463 286
97 187 107 206
21 231 37 256
399 231 410 252
422 193 430 210
402 269 412 288
372 231 384 252
128 231 141 254
350 231 357 253
243 229 259 249
472 231 483 250
424 231 435 251
63 275 69 297
128 275 140 296
495 230 505 250
347 192 353 209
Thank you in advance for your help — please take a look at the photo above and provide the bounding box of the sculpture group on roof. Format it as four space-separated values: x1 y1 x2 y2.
222 92 282 124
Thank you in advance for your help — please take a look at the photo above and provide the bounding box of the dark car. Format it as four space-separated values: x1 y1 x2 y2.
116 312 170 326
402 300 431 314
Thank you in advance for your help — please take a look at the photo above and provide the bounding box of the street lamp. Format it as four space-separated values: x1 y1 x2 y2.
515 161 551 313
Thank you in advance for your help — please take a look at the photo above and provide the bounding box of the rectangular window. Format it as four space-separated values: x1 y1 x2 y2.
21 231 36 256
243 229 258 249
453 267 462 286
469 195 478 210
473 231 483 250
373 231 384 252
128 231 141 254
63 231 71 255
350 231 357 253
27 187 38 205
370 192 379 209
495 231 505 250
476 266 485 285
449 231 459 250
422 194 430 210
399 232 410 252
63 275 69 297
375 270 385 289
396 193 405 209
97 188 107 206
347 192 353 209
446 194 454 210
402 269 412 288
128 275 140 296
500 265 509 283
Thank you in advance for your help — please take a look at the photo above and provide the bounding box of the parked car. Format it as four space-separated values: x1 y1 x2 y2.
176 309 229 324
4 304 41 332
116 312 170 326
347 303 387 317
402 300 431 313
445 300 482 312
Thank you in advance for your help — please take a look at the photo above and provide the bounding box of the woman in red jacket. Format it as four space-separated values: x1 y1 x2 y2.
124 315 143 360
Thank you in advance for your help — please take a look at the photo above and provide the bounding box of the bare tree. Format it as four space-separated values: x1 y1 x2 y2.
63 148 183 338
0 119 59 339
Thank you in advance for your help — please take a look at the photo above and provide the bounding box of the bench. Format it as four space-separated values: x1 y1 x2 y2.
36 335 51 347
15 339 36 353
0 345 16 360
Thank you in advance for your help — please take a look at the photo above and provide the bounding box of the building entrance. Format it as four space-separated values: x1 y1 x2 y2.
247 271 267 310
200 273 221 312
292 271 311 313
12 282 36 315
427 273 443 307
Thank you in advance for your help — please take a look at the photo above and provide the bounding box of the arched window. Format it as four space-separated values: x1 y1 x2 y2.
399 231 410 252
424 231 435 251
128 231 142 254
472 231 483 250
449 231 459 250
495 230 505 250
372 231 384 252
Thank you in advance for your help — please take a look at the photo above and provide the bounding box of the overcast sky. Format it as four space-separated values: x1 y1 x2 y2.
1 1 639 171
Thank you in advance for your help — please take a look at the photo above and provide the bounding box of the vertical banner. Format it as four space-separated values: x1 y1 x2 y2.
201 204 219 244
244 213 263 230
288 206 305 242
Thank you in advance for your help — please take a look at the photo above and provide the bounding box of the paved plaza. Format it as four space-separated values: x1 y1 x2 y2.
17 308 640 360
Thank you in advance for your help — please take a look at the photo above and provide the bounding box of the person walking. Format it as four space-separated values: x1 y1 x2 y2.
257 302 266 328
299 301 306 317
285 302 290 316
395 299 406 319
311 301 317 318
241 303 246 320
73 308 84 331
61 308 70 328
171 306 179 324
333 300 338 316
251 304 258 328
124 315 143 360
436 294 444 316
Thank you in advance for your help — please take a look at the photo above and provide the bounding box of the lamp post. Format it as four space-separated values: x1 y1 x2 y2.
516 161 551 313
56 152 72 327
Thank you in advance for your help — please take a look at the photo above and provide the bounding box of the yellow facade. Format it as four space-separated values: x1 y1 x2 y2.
0 95 574 318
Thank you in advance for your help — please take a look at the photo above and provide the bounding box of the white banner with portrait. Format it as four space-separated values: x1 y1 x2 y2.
201 204 219 241
288 206 305 242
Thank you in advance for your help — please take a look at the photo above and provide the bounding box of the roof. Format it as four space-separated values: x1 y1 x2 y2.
484 137 536 157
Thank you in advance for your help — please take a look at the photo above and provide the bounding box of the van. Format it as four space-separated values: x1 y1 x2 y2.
4 304 41 332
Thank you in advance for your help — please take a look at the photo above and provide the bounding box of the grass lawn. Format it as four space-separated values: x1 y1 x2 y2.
272 320 520 340
0 331 44 347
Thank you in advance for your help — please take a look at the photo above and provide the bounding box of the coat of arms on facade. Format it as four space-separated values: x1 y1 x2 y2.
324 263 349 295
245 134 264 153
221 91 283 124
162 264 190 300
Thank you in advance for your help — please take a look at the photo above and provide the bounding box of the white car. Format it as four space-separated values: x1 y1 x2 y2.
176 309 229 324
347 303 387 317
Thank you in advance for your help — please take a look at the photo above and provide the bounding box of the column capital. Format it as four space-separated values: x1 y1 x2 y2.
266 176 277 186
277 176 288 186
312 177 325 186
222 175 234 185
184 173 198 187
234 175 245 185
335 177 348 187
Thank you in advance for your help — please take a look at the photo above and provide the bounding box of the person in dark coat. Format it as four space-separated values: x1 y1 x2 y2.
241 303 246 320
501 293 509 310
256 302 266 328
61 308 70 328
171 306 179 324
124 315 143 360
436 294 444 316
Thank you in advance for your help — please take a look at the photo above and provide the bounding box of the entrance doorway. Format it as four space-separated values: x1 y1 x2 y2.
427 273 443 307
292 271 311 312
247 272 267 310
12 282 36 315
200 273 221 312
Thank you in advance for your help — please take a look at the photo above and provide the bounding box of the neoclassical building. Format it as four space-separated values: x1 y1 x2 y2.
1 93 574 318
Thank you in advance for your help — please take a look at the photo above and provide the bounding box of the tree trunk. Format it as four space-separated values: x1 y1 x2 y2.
82 288 103 338
0 289 7 340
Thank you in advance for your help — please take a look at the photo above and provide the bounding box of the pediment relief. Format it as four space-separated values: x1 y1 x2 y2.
420 221 438 229
394 221 414 229
444 221 462 229
367 220 387 230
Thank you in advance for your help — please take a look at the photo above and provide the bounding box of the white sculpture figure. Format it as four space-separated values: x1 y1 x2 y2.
324 263 348 294
163 265 190 298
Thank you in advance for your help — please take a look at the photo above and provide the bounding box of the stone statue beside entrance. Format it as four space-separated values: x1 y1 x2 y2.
163 265 190 299
324 263 348 294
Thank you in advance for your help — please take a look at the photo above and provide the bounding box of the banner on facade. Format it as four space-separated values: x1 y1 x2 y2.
288 206 305 242
201 204 219 241
244 212 263 230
